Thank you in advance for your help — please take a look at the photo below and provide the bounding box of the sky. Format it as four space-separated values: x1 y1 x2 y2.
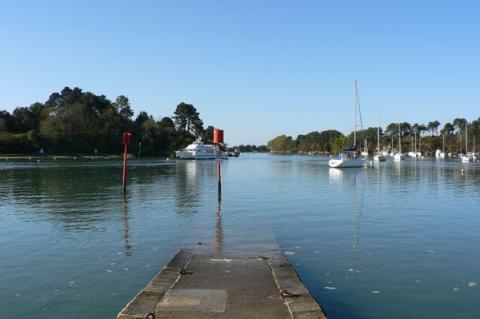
1 0 479 145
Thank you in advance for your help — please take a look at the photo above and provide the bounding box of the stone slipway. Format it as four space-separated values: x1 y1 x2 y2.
117 249 327 319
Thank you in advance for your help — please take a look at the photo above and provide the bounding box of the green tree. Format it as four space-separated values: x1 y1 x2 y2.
173 103 204 136
267 135 295 153
204 125 215 144
441 122 455 135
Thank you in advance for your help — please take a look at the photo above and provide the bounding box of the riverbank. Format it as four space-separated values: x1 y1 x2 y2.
0 154 134 160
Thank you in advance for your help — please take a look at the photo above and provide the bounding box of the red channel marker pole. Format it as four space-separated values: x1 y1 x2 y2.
122 132 132 193
213 129 224 200
217 145 222 199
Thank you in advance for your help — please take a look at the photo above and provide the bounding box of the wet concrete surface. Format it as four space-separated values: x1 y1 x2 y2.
117 250 327 319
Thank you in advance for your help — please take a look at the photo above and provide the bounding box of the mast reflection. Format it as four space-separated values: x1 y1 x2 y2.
328 168 364 252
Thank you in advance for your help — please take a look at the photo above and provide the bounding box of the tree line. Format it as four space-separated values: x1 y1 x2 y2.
231 144 269 153
267 118 480 155
0 87 216 156
267 130 344 153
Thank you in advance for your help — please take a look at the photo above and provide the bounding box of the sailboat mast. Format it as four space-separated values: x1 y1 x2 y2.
466 123 468 154
414 130 417 154
443 134 445 154
398 122 401 153
353 81 357 149
377 126 380 153
473 135 476 154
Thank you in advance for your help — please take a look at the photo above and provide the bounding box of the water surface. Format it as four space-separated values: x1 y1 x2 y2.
1 155 479 318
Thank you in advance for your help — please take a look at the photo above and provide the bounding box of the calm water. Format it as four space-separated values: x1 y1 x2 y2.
1 154 479 318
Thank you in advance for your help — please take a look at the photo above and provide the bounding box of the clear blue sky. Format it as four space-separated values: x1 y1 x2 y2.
1 0 479 145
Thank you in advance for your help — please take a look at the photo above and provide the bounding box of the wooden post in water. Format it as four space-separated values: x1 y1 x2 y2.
122 132 132 193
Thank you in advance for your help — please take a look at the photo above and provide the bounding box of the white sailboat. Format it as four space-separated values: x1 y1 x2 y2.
408 129 420 158
393 122 406 161
436 134 446 159
329 81 365 168
473 136 478 161
373 123 386 162
361 139 369 157
389 135 395 157
461 124 472 162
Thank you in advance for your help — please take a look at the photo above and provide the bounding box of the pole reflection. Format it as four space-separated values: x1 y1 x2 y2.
213 192 224 254
122 196 133 256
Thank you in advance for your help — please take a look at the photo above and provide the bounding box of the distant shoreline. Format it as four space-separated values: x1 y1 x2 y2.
0 155 130 160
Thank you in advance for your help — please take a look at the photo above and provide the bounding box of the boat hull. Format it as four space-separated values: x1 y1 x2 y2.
328 158 364 168
461 156 471 163
175 151 194 159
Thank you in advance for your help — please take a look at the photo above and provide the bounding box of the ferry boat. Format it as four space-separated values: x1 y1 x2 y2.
175 139 228 159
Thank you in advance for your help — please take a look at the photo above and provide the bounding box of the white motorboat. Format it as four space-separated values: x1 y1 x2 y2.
328 81 365 168
175 139 228 159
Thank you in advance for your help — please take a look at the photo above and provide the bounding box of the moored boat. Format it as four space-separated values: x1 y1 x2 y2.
393 122 405 161
175 139 228 159
373 123 386 162
328 81 365 168
329 149 365 168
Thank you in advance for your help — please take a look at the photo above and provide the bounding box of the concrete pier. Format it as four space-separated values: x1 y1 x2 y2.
117 249 327 319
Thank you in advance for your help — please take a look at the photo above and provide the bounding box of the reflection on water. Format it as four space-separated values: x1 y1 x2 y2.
1 156 480 319
213 194 224 254
329 168 364 252
122 197 132 256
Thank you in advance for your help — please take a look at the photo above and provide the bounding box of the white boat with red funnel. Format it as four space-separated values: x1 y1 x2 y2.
175 138 228 160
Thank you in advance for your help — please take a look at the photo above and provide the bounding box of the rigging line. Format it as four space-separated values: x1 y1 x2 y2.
355 82 365 145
